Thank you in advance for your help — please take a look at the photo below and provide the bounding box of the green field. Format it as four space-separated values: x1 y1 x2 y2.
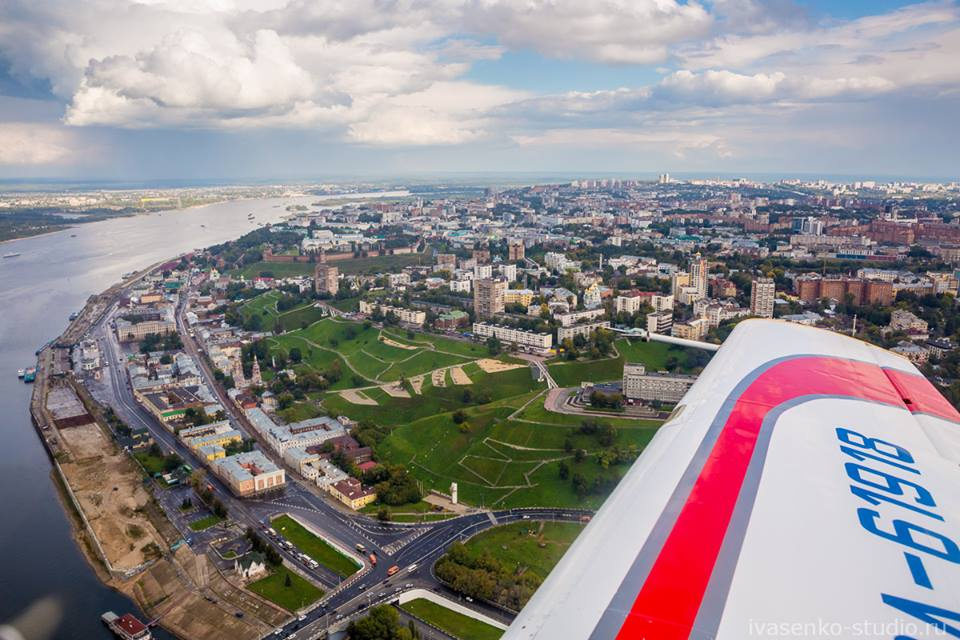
462 521 583 582
548 339 690 386
134 451 167 474
376 401 659 509
271 515 361 578
324 364 545 424
400 599 503 640
188 514 224 531
247 565 324 611
240 290 328 332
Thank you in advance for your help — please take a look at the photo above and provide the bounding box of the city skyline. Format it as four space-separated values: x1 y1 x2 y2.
1 0 959 180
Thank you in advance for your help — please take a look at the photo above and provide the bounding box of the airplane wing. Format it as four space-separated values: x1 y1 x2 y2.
503 319 960 640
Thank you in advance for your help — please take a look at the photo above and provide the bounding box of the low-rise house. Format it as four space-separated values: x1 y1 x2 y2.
329 478 377 510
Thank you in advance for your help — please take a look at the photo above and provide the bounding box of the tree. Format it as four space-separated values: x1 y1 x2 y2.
289 347 302 363
558 461 570 480
284 572 292 588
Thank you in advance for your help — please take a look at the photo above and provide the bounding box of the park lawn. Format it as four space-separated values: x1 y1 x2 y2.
329 297 359 312
461 521 584 582
376 403 659 509
614 338 674 370
547 356 624 387
401 599 503 640
247 565 324 612
546 339 695 387
334 253 426 275
379 350 471 381
266 334 369 390
239 290 281 324
233 261 314 279
277 304 327 331
188 514 223 531
278 401 322 423
381 328 490 359
271 515 361 578
134 451 167 474
324 366 545 424
512 395 659 430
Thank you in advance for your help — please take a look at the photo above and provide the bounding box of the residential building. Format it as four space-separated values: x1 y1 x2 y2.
473 322 553 352
436 310 470 330
329 478 377 510
794 275 893 306
556 308 606 327
622 363 696 403
436 253 457 272
358 301 426 326
888 309 929 339
558 320 611 343
314 257 339 295
750 277 776 318
646 310 673 334
115 317 176 343
508 240 525 261
214 451 285 497
473 277 506 319
690 253 708 298
671 317 709 340
503 288 535 307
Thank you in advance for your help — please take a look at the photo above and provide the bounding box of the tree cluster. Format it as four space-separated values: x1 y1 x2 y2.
434 541 541 612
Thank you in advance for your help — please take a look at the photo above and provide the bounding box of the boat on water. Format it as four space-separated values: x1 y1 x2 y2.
3 252 21 258
101 611 152 640
23 368 36 383
17 368 25 378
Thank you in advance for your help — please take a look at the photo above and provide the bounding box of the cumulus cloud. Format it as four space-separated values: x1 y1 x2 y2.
0 0 958 167
459 0 713 64
0 123 75 165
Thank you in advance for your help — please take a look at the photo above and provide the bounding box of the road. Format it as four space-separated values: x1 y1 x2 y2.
83 282 593 640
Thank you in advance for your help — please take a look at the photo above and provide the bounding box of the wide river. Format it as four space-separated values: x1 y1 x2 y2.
0 192 401 639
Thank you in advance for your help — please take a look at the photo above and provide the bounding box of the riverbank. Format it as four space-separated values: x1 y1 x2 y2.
28 257 289 640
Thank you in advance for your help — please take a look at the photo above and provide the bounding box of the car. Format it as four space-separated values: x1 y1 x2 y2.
358 584 366 591
465 596 474 602
297 614 305 622
404 583 412 588
234 612 244 619
522 515 530 519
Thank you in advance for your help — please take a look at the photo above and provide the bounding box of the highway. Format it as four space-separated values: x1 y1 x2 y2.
83 281 592 640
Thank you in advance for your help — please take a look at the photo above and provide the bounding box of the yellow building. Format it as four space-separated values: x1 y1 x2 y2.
329 478 377 510
503 289 535 306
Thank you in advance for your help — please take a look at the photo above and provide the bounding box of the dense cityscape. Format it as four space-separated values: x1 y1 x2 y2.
3 0 960 638
9 174 959 640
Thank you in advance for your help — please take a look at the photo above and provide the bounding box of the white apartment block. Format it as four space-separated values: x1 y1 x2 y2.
555 308 606 327
449 278 472 293
750 277 776 318
358 300 427 326
646 310 674 334
558 320 611 342
622 363 695 403
473 322 553 352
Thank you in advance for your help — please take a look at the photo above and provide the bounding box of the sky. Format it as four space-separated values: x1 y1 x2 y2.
0 0 958 182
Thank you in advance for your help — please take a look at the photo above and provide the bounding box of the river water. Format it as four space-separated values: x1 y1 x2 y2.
0 192 390 639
